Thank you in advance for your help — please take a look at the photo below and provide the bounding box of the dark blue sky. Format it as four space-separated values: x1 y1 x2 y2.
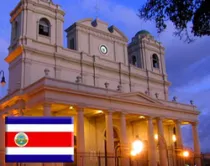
0 0 209 152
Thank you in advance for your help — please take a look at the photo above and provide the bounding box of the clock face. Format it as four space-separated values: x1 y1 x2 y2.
100 45 108 54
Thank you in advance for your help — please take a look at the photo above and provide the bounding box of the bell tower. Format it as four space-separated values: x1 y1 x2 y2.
128 30 170 100
8 0 65 53
6 0 65 93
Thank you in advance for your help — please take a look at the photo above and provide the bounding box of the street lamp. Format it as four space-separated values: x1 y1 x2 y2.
0 70 6 86
130 135 144 166
183 150 190 165
183 150 190 157
131 136 143 155
172 134 177 142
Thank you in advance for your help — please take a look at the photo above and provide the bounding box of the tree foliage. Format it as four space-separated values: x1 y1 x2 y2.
138 0 210 43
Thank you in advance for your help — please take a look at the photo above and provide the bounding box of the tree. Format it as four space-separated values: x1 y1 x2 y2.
138 0 210 43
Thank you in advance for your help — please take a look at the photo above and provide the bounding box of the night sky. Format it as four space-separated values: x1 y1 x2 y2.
0 0 209 152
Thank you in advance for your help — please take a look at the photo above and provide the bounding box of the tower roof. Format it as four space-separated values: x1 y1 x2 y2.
135 30 150 36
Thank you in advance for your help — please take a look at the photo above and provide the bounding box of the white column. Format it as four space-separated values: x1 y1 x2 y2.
43 104 53 166
157 118 168 166
120 113 127 144
77 107 85 166
105 111 115 165
175 120 184 166
120 113 129 166
0 115 5 166
147 117 157 166
192 122 201 166
43 103 51 116
175 120 183 148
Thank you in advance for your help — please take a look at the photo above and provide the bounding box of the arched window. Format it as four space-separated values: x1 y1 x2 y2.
39 18 50 36
152 54 159 68
132 55 137 66
104 128 120 165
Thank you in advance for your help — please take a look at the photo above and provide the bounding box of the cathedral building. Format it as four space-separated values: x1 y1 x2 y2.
0 0 202 166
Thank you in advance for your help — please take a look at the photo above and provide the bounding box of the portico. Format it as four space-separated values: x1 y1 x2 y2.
0 0 202 165
0 77 201 166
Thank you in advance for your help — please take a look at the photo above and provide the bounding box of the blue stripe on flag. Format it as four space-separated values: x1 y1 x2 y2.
5 155 74 162
5 117 74 124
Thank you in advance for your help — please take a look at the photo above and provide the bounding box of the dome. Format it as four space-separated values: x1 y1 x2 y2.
135 30 150 36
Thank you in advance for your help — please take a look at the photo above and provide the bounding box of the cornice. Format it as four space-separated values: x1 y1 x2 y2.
29 0 65 16
5 45 24 64
31 7 64 22
10 0 64 23
24 78 199 116
0 77 199 122
10 5 23 23
10 1 22 17
129 37 164 49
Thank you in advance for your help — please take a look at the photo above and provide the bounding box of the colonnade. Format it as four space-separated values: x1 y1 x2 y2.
0 104 202 166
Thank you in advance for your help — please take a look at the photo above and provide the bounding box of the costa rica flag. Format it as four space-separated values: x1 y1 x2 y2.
5 117 74 162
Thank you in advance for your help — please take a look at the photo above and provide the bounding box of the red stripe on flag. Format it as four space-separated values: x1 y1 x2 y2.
6 132 74 147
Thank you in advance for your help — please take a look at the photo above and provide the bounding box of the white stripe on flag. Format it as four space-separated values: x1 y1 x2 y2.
6 147 74 155
6 124 74 132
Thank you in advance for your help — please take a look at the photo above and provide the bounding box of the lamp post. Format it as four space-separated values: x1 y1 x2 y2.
0 70 6 86
114 136 144 166
130 135 144 166
182 150 190 165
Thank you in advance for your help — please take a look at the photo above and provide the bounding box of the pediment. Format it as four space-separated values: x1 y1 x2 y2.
108 25 128 41
76 18 128 41
114 92 163 104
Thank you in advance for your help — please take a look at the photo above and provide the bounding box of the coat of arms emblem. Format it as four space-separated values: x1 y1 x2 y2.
14 132 29 147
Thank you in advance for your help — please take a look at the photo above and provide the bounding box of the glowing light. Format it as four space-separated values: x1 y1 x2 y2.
172 134 176 142
69 106 74 110
154 134 158 140
12 110 19 117
183 151 189 157
97 110 103 113
132 139 143 154
139 116 145 119
1 82 6 87
130 150 137 156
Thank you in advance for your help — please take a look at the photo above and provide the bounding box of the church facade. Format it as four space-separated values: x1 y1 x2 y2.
0 0 202 166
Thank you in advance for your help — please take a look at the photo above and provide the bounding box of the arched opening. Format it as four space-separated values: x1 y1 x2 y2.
132 55 137 66
104 128 120 166
39 18 50 36
152 54 159 68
